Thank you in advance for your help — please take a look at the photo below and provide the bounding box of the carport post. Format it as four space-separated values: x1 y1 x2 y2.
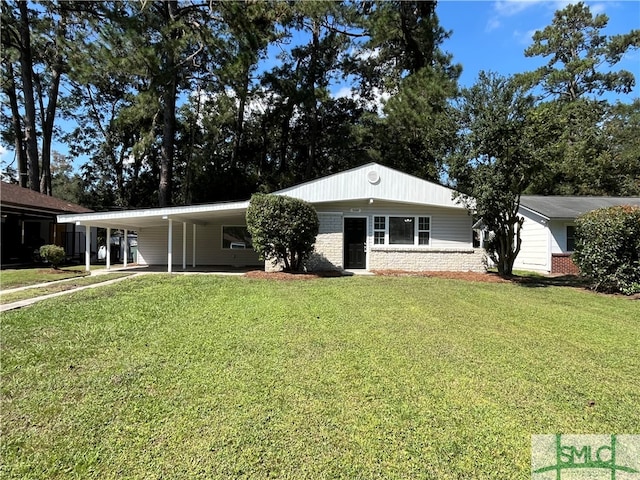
123 229 128 268
106 227 111 269
84 224 91 272
192 224 196 268
167 218 173 273
182 222 187 270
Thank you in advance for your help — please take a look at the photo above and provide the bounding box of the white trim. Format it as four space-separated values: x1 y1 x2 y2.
106 228 111 269
192 224 196 268
123 229 128 268
85 224 91 272
182 222 187 270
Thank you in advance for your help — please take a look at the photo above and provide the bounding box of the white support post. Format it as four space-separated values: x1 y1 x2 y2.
182 222 187 271
106 227 111 270
123 229 128 268
192 224 196 268
85 224 91 272
167 219 173 273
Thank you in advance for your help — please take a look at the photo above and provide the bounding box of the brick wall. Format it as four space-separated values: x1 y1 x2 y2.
551 253 579 275
369 247 486 273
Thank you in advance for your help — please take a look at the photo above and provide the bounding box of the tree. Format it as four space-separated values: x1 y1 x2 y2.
352 0 461 181
1 1 72 194
520 1 639 101
519 2 640 196
246 194 319 272
448 72 539 276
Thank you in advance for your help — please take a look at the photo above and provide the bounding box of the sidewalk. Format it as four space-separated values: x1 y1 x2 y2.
0 272 143 313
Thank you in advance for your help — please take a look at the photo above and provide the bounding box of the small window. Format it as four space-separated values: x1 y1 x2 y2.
418 216 430 245
374 216 385 245
222 226 252 249
566 225 576 252
389 217 414 245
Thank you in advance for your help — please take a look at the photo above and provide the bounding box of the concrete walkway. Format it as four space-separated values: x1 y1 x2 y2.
0 273 144 313
0 265 255 312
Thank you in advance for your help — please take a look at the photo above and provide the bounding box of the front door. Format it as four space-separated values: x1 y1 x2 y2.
344 218 367 269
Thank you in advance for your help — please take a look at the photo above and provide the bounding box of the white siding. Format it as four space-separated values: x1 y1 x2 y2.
513 210 550 273
137 216 262 267
549 220 575 254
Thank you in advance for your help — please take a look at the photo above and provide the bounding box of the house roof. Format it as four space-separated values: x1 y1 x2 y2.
275 163 465 209
58 163 466 230
520 195 640 220
1 182 92 215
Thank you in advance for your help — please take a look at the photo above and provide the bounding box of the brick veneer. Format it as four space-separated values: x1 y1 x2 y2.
551 253 579 275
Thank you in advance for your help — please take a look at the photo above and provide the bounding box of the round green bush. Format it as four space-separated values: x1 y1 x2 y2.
246 194 319 272
39 244 66 269
573 205 640 295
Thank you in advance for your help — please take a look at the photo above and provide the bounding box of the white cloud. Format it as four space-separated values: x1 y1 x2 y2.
331 85 390 116
493 0 543 17
513 27 542 45
485 17 502 32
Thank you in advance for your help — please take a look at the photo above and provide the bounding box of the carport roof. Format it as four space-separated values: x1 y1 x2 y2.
57 200 249 230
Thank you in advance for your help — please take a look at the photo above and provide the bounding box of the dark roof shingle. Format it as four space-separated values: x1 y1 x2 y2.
520 195 640 219
0 182 92 214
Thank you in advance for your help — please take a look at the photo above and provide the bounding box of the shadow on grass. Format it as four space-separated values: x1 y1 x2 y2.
511 274 591 289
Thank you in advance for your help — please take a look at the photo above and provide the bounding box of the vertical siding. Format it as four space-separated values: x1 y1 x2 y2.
513 211 549 272
137 215 262 267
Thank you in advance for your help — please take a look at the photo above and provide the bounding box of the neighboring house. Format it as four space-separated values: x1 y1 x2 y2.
515 195 640 274
1 182 94 267
57 163 485 273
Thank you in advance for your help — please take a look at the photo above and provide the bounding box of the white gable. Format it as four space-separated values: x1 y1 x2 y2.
274 163 464 209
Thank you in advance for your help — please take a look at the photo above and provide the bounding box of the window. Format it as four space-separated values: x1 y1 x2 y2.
389 217 414 244
418 216 430 245
374 216 385 245
566 225 576 252
222 226 252 249
374 215 431 246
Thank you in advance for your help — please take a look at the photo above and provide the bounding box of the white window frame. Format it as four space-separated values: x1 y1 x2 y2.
221 225 252 250
372 215 431 247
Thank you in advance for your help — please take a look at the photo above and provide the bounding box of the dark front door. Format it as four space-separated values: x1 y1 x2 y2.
344 218 366 269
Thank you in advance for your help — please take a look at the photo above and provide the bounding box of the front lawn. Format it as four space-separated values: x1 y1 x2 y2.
0 266 97 289
1 275 638 479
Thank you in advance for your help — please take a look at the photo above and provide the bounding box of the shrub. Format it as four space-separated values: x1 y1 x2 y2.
246 194 319 272
39 244 66 269
573 206 640 295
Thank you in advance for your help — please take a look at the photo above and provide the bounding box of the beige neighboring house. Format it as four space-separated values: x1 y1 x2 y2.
57 163 485 273
515 195 640 274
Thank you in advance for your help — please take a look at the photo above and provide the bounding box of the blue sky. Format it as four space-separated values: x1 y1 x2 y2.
436 0 639 100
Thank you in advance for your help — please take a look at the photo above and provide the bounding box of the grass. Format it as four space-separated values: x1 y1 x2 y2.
0 273 134 304
1 275 638 479
0 265 113 289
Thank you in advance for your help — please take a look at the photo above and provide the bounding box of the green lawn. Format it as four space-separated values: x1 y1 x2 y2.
1 275 638 479
0 273 135 304
0 265 109 289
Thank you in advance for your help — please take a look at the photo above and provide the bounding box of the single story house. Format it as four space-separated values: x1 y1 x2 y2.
57 163 485 273
514 195 640 274
1 181 94 267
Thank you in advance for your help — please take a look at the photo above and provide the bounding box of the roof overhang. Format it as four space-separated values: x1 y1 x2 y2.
57 200 250 230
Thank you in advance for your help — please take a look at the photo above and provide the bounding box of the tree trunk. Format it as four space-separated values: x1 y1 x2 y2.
17 1 40 192
5 62 28 187
158 0 178 207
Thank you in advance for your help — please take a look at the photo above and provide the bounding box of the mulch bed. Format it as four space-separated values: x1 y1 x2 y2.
245 269 511 283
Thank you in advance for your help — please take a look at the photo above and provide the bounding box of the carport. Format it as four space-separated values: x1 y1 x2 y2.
57 201 258 273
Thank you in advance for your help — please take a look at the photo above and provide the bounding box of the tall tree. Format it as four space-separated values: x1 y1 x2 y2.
448 72 539 277
353 0 461 181
520 2 639 101
519 2 640 195
1 1 72 194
